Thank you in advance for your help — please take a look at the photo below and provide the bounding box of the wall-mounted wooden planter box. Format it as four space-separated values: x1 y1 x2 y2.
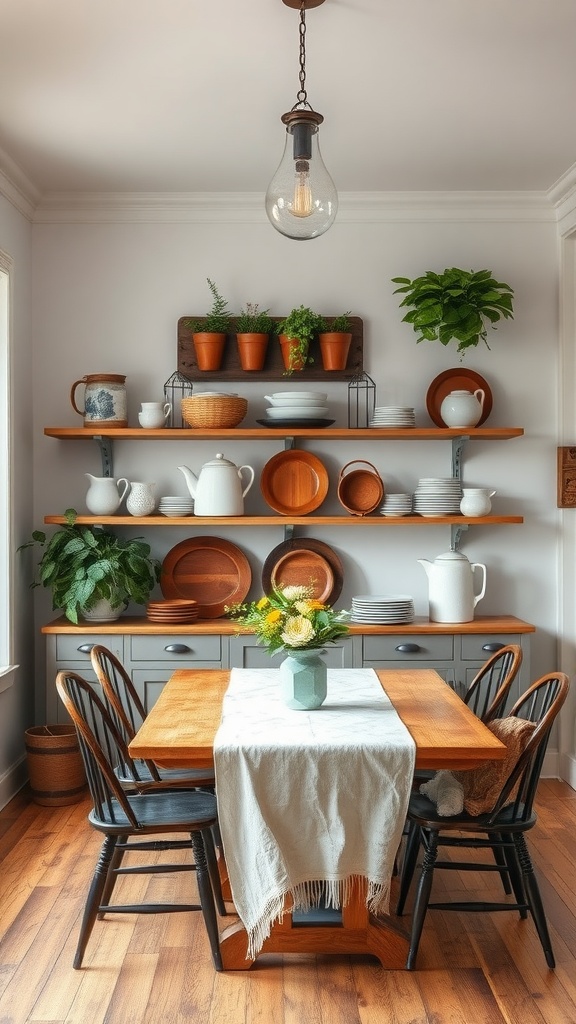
177 316 363 381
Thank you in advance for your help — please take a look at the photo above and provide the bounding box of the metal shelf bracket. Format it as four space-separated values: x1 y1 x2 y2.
94 436 114 477
451 523 468 551
451 436 469 479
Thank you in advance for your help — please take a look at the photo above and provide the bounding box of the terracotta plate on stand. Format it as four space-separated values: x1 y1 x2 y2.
160 537 251 618
262 538 344 604
425 368 493 427
260 449 329 515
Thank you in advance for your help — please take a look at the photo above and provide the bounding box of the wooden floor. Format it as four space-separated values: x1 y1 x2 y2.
1 780 576 1024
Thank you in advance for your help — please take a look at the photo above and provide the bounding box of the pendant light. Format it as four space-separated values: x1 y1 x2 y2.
265 0 338 241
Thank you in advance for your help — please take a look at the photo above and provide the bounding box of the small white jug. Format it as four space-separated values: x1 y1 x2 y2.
440 389 485 428
85 474 129 515
138 402 171 429
460 488 496 517
125 482 156 516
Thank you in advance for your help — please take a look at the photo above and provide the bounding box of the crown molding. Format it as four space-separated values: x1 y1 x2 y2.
31 188 554 224
0 145 40 221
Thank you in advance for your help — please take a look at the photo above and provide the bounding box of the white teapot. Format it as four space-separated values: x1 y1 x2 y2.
178 453 255 516
440 389 485 428
418 549 487 623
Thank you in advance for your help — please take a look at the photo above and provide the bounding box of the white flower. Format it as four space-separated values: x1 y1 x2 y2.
282 585 308 602
281 615 316 647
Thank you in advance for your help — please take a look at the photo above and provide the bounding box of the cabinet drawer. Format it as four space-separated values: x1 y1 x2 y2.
362 635 454 662
55 634 123 664
129 634 221 662
461 634 519 661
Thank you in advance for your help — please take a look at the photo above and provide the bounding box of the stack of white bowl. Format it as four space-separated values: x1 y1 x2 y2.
378 493 413 517
264 391 329 424
413 477 462 517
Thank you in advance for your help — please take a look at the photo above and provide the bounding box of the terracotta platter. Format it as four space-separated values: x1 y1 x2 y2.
262 538 344 604
260 449 329 516
426 368 493 427
160 537 251 618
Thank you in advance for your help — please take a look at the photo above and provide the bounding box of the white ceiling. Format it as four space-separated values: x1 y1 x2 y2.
1 0 576 198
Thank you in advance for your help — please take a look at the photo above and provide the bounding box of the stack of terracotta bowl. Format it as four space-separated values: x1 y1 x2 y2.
146 599 198 623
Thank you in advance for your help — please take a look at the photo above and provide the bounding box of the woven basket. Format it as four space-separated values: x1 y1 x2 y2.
25 725 87 806
181 395 247 429
337 459 384 516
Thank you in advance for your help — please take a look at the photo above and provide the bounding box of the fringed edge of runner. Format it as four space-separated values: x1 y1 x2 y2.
245 875 392 960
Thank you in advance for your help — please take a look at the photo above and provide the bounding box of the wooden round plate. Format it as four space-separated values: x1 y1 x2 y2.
260 449 329 516
426 368 493 427
160 537 251 618
262 538 344 604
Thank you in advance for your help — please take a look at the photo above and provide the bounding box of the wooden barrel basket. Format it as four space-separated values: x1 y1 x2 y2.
24 725 87 806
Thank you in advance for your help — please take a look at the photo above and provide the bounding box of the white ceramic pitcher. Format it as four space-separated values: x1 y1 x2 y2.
418 549 487 623
440 389 485 428
125 482 156 516
85 474 129 515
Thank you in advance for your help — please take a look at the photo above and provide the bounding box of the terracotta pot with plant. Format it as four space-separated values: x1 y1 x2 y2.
391 268 514 358
276 305 322 374
235 303 275 371
19 509 160 624
185 278 233 371
318 312 353 370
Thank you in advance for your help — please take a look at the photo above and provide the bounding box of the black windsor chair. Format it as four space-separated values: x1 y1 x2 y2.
56 670 224 971
396 671 570 970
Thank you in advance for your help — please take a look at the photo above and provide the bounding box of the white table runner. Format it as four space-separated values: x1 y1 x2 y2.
213 667 416 959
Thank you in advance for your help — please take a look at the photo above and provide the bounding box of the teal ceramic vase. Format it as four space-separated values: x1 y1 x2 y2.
279 649 327 710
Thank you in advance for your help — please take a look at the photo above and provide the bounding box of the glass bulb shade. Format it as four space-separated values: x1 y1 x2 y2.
265 121 338 240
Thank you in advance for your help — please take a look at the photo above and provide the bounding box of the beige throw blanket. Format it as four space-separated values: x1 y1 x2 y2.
214 667 416 960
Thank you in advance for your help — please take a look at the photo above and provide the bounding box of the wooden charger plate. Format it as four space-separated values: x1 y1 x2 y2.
260 449 329 516
160 537 251 618
262 538 344 604
426 368 493 427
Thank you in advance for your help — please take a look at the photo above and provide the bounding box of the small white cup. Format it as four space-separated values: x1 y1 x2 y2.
138 402 171 429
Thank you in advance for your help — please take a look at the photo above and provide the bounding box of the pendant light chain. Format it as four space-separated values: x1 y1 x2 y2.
295 1 309 108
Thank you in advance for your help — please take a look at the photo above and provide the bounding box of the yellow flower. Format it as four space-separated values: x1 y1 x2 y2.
281 615 316 647
257 596 269 610
266 609 282 624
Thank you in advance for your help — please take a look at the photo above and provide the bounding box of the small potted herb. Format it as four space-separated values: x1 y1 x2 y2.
235 303 275 371
19 509 160 624
318 311 353 371
275 305 322 374
391 268 514 358
185 278 233 371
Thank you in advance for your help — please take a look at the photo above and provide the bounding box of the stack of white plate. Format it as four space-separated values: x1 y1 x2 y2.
158 495 195 517
413 477 462 517
351 594 415 624
378 493 413 516
369 406 415 427
264 391 329 422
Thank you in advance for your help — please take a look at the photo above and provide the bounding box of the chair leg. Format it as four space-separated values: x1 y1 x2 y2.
203 827 227 916
491 837 513 895
192 830 223 972
98 836 128 919
499 832 528 917
74 834 118 969
514 833 556 968
396 821 421 916
406 829 439 970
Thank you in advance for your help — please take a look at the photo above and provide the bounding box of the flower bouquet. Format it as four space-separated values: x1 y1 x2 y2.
227 584 350 655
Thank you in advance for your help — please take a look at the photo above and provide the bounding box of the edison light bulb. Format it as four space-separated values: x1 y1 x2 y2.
265 111 338 240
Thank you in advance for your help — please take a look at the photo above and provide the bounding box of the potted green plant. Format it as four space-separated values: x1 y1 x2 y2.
185 278 233 371
391 268 514 357
317 311 353 371
276 305 322 374
19 509 160 624
235 303 275 372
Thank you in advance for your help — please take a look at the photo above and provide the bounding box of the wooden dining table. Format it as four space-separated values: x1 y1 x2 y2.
129 667 505 970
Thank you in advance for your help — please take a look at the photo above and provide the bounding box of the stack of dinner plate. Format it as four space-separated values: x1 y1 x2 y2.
264 391 330 423
413 477 462 517
369 406 415 428
378 493 413 516
146 599 199 623
158 495 195 517
351 594 415 624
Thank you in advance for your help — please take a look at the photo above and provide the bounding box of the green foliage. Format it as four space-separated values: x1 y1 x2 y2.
318 312 352 333
276 305 322 373
235 303 275 334
391 268 514 356
227 584 350 656
19 509 160 624
186 278 233 333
